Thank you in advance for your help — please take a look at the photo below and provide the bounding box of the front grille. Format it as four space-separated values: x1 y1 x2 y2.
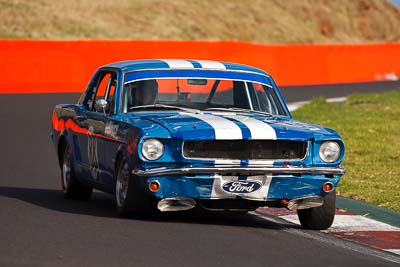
183 140 307 160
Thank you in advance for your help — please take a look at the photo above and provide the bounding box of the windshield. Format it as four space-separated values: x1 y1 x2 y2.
122 78 286 115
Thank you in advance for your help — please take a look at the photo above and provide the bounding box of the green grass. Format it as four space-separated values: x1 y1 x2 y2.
292 90 400 211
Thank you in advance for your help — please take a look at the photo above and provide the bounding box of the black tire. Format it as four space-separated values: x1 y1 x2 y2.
297 191 336 230
61 143 93 200
115 158 155 217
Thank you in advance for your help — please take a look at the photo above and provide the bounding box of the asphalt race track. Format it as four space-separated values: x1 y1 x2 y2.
0 84 399 267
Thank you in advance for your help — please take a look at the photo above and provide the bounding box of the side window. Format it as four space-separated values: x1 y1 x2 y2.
251 82 279 115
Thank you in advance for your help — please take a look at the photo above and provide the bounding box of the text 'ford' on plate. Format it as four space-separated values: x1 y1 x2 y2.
222 180 262 194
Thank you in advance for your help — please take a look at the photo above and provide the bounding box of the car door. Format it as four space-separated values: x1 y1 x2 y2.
75 70 117 186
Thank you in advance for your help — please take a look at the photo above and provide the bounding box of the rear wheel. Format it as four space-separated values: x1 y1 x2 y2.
297 191 336 230
61 143 92 200
115 158 155 217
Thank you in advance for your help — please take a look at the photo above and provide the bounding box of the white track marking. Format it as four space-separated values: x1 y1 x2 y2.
280 214 400 232
253 211 400 264
287 97 347 112
386 249 400 255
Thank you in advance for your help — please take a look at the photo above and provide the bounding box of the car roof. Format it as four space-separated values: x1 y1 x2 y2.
102 59 269 77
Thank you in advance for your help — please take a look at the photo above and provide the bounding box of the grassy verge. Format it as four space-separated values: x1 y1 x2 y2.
292 90 400 211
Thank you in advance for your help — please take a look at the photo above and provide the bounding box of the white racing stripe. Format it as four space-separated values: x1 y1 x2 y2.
248 160 274 166
214 159 241 165
184 113 242 139
162 59 194 69
231 115 277 140
195 60 226 70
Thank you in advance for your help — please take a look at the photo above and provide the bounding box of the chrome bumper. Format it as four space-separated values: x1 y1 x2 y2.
132 166 345 177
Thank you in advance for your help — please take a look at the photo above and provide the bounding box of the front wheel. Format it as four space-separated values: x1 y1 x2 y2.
297 191 336 230
115 158 155 217
61 143 92 200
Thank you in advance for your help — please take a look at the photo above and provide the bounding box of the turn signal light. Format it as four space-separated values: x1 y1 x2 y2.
281 199 289 205
322 182 334 193
149 181 160 192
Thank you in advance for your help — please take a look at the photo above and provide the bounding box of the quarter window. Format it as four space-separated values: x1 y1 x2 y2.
85 72 117 114
95 74 110 100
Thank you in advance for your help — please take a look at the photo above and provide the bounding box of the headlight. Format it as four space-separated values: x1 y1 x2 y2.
319 141 340 163
142 139 164 160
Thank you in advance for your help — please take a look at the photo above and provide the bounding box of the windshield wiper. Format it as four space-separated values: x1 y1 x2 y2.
204 107 272 116
129 104 200 114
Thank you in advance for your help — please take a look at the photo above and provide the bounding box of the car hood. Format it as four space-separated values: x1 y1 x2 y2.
126 111 339 141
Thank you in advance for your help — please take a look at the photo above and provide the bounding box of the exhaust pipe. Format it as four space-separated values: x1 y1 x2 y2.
286 196 324 210
157 198 196 212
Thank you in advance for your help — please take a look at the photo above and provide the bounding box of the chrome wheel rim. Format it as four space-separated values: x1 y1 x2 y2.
116 162 129 207
62 151 71 191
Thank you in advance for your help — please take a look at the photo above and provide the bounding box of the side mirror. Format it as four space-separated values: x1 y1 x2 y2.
94 98 108 113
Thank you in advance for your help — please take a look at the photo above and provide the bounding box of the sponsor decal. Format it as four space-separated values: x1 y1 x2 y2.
222 180 262 194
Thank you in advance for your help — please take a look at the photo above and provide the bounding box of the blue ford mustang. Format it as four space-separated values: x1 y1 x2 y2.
51 59 345 229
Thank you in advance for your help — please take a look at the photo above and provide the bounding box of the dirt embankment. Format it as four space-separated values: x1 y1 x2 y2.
0 0 399 43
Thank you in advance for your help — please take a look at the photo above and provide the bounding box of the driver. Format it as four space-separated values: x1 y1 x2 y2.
132 79 158 106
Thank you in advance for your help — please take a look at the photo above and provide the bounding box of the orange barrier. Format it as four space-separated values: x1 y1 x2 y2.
0 40 399 93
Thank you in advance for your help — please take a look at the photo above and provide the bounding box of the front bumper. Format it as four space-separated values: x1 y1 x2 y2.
132 165 345 177
132 165 345 203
